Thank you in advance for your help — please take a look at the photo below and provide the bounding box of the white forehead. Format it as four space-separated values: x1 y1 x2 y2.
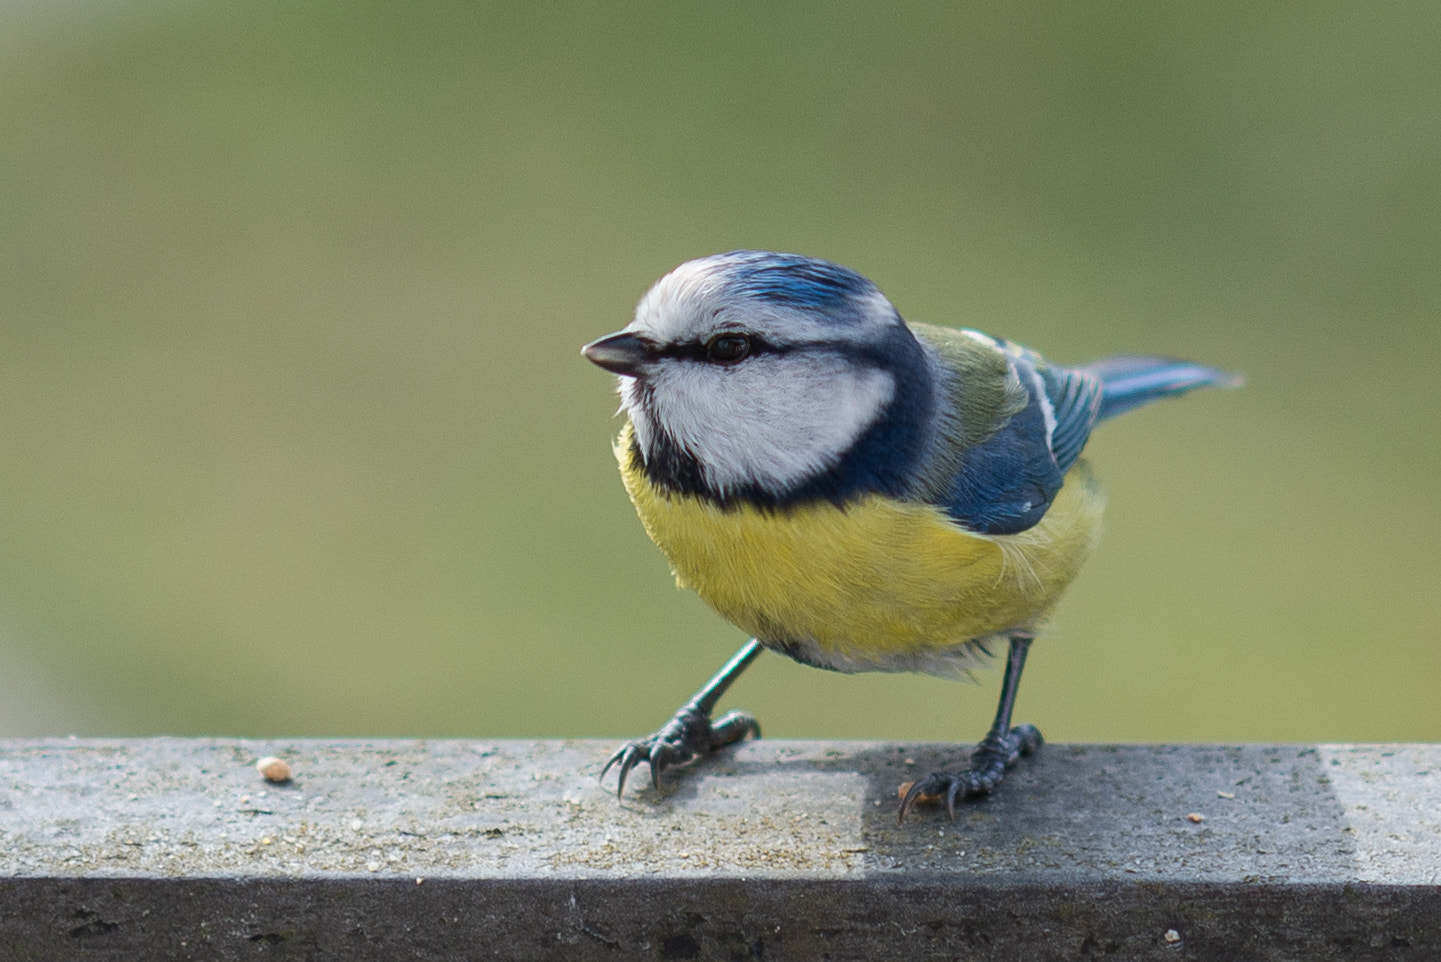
629 255 899 345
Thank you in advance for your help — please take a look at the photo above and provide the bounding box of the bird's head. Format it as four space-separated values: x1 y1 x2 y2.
583 251 927 500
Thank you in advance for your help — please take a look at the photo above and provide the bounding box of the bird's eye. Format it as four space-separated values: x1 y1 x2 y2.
706 334 751 363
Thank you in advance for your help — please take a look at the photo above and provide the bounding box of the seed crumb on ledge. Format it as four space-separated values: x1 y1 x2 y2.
255 756 292 783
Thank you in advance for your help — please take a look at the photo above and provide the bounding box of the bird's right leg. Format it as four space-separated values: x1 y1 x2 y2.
601 639 764 798
898 631 1043 821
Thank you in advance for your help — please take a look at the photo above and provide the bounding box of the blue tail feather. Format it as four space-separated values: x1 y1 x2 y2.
1083 356 1241 422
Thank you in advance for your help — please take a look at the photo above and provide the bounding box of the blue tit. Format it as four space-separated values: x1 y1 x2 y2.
583 250 1238 820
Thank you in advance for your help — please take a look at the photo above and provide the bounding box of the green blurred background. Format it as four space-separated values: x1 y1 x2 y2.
1 2 1437 746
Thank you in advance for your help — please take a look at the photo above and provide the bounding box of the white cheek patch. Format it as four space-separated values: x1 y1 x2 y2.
636 355 896 496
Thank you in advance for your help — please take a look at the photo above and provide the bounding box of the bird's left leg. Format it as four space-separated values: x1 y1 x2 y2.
601 639 763 798
898 631 1043 822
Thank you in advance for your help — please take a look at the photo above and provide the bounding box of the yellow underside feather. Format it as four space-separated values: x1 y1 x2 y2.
617 424 1105 676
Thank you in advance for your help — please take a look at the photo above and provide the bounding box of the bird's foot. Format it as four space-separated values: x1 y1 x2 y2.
601 705 760 798
898 723 1042 822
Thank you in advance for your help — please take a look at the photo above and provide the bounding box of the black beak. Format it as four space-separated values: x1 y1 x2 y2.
582 331 655 377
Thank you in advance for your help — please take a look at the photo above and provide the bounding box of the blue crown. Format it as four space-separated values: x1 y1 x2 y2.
709 251 879 311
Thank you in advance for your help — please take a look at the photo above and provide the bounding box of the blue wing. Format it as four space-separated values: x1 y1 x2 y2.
930 334 1236 536
937 337 1102 535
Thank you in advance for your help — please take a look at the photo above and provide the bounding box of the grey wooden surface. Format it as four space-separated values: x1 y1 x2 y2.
2 738 1438 960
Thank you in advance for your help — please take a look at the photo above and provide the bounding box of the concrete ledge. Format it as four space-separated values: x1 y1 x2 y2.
1 739 1438 959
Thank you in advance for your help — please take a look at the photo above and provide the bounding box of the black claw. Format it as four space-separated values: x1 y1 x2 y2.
648 741 669 790
897 723 1043 823
898 773 943 823
602 640 766 800
710 709 762 746
944 778 963 820
601 704 761 798
600 743 645 799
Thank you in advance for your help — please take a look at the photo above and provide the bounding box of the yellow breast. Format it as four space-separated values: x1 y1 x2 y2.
617 425 1105 675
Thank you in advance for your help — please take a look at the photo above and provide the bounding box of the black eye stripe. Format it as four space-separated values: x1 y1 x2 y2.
657 336 790 363
651 338 903 375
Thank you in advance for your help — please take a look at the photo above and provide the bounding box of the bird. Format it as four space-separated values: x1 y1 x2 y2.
582 250 1238 821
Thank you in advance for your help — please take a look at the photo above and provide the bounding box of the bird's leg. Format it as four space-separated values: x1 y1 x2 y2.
601 639 764 798
899 631 1043 822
